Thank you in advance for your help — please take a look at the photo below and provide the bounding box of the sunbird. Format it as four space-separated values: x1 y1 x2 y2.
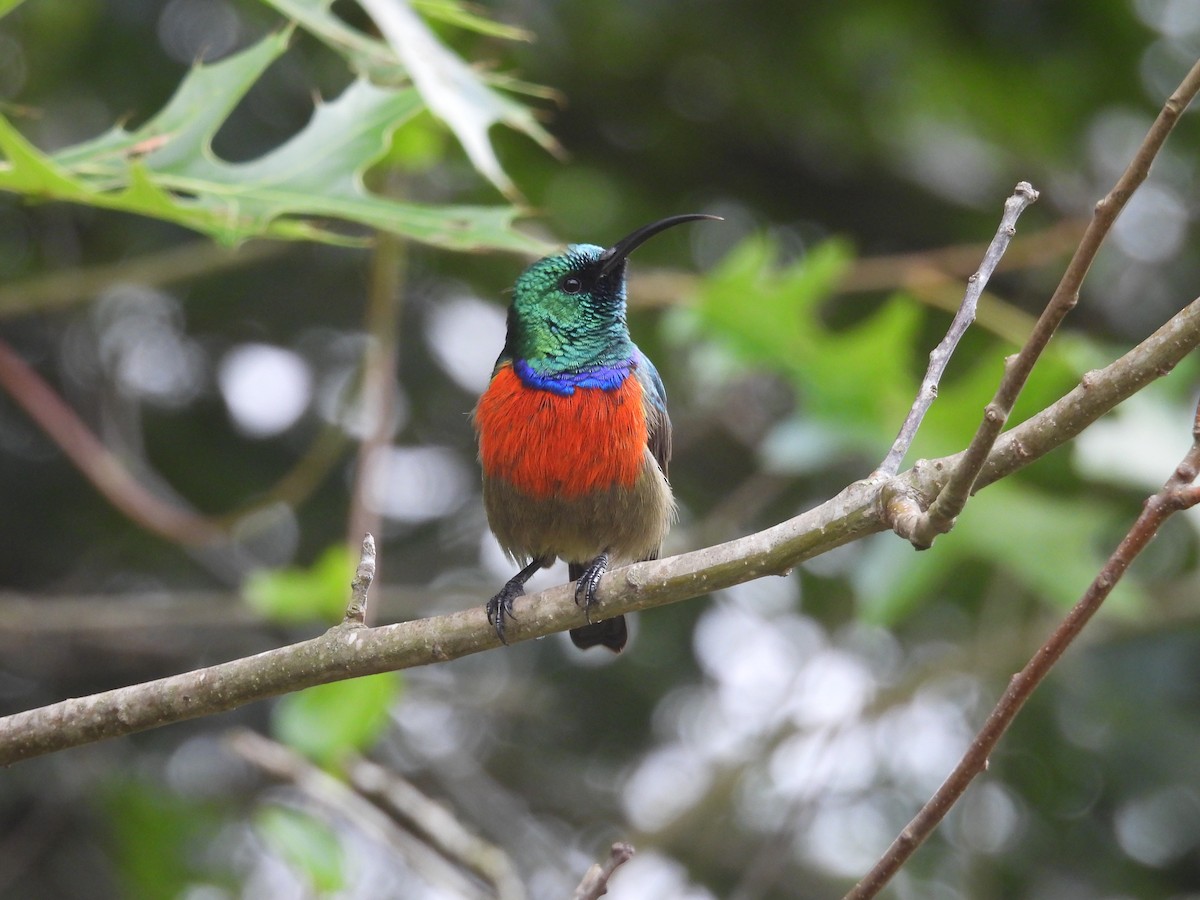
474 214 720 652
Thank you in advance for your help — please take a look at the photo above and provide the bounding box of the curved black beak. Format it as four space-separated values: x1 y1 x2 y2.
597 213 722 278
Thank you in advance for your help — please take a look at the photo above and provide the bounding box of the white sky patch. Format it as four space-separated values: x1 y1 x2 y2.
218 343 312 437
622 743 713 833
424 294 507 394
95 284 206 408
1075 392 1195 490
1110 181 1187 263
366 445 471 522
605 851 717 900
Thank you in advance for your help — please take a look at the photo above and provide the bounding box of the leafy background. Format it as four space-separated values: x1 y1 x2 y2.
3 1 1200 898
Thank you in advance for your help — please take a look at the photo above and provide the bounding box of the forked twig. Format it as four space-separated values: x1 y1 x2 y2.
848 395 1200 899
896 57 1200 549
878 182 1039 476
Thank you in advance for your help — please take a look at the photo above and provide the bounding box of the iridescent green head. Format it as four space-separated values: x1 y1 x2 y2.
504 214 720 373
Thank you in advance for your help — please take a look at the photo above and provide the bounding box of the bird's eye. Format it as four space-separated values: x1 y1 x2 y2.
560 276 583 294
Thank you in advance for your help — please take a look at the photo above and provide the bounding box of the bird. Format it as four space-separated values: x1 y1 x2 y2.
474 213 720 652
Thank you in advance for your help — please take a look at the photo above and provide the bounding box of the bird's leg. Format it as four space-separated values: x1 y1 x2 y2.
573 552 610 624
486 558 548 645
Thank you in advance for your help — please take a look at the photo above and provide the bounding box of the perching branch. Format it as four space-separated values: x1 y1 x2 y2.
878 181 1039 476
847 394 1200 900
2 291 1199 765
898 56 1200 549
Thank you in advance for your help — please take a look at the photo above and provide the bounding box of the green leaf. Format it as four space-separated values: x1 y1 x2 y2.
273 674 402 765
258 0 399 81
263 0 556 197
244 544 355 624
0 0 26 18
256 807 345 894
697 235 918 444
0 31 549 253
411 0 532 40
360 0 561 199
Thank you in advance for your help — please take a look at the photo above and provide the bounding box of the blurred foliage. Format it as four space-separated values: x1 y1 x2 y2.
273 673 401 765
3 1 1200 899
104 779 231 899
244 543 354 623
255 805 346 894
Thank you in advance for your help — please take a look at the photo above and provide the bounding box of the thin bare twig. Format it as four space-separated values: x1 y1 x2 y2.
573 843 635 900
1 292 1199 765
229 730 489 899
342 534 377 626
878 182 1039 476
346 224 406 582
899 58 1200 548
347 755 526 900
847 394 1200 900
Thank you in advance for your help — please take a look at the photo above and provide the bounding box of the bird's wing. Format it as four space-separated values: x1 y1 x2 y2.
635 349 672 478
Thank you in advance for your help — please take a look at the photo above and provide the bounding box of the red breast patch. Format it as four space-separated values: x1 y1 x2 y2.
475 363 647 499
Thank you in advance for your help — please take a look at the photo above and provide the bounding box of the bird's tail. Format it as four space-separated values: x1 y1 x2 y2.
568 562 627 652
569 617 627 652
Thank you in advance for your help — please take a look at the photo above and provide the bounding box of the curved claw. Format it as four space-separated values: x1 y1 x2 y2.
484 557 549 646
573 553 610 624
486 581 524 645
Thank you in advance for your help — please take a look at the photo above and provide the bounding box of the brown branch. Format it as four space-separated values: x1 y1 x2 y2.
0 585 433 637
878 182 1039 476
0 336 225 545
900 57 1200 548
846 395 1200 900
1 291 1197 765
0 338 351 552
572 843 635 900
212 418 352 531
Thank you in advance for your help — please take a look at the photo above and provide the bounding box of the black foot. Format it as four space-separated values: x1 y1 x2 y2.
486 580 524 645
573 553 610 623
485 557 549 646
